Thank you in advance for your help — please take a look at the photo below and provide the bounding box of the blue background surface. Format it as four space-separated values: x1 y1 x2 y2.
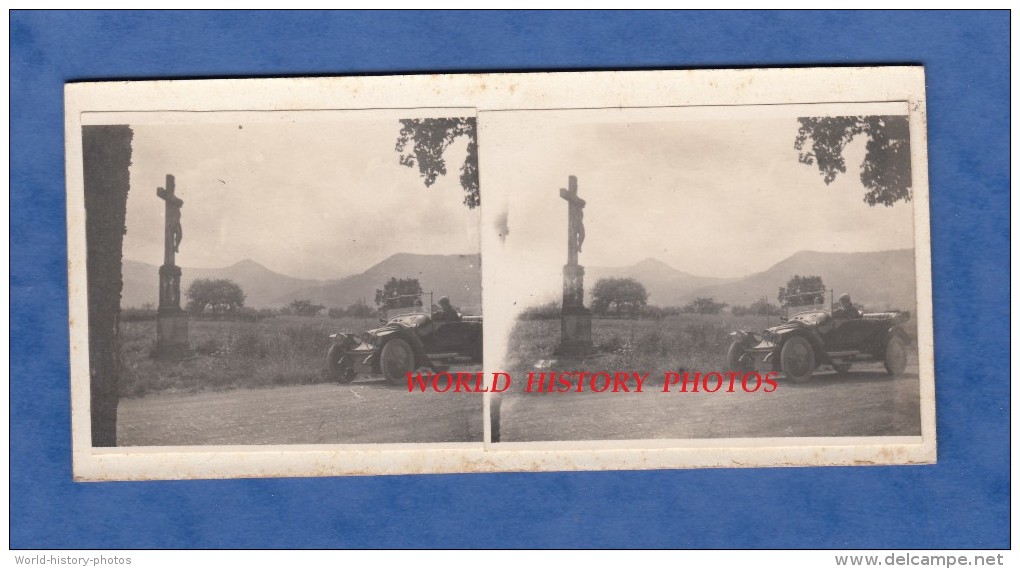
10 11 1009 549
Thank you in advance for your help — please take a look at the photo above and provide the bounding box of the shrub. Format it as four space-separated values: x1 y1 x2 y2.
591 277 648 316
681 297 728 315
288 299 325 317
121 306 157 322
639 305 684 320
518 301 560 320
187 278 246 315
236 307 277 322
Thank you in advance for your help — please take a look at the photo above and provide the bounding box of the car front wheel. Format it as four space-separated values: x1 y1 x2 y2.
380 338 416 385
326 344 355 384
884 335 908 376
780 336 816 383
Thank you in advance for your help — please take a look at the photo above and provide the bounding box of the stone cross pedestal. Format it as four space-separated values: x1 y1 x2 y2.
558 175 594 356
155 174 189 358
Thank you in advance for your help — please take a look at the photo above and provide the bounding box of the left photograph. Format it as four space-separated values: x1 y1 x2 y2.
77 110 483 447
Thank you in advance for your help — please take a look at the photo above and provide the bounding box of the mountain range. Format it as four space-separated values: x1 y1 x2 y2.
121 249 916 313
590 249 916 311
586 258 737 307
686 249 917 311
121 253 482 312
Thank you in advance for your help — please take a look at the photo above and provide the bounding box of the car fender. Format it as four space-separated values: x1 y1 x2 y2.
886 325 910 341
328 332 358 350
377 329 428 366
728 330 761 347
776 328 826 359
884 325 912 352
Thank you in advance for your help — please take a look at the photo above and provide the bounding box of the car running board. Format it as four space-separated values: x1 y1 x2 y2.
826 350 863 358
426 352 461 360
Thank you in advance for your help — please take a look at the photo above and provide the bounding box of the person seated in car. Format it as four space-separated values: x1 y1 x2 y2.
432 296 461 322
832 293 861 319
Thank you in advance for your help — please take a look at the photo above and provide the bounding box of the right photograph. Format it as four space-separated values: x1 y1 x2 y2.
479 103 925 444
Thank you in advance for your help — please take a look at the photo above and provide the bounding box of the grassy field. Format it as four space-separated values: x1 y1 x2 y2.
504 312 919 381
117 314 486 445
118 315 375 397
506 313 774 379
120 311 917 398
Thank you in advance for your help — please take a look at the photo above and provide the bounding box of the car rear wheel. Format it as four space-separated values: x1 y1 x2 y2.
884 335 908 376
726 341 751 372
380 338 415 385
780 336 815 383
326 344 355 384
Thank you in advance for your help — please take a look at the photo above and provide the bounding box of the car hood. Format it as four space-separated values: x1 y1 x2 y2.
765 320 810 335
363 322 405 336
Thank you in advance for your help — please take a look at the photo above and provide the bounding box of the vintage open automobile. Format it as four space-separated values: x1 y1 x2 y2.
726 298 912 383
326 301 482 385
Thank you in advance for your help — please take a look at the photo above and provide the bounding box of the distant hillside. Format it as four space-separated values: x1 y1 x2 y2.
121 259 337 309
586 258 735 306
687 249 917 312
121 250 913 315
121 253 482 313
277 253 482 313
587 249 916 312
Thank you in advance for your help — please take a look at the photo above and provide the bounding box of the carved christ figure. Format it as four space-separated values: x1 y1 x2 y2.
571 204 585 254
156 174 183 266
560 175 586 266
167 204 183 253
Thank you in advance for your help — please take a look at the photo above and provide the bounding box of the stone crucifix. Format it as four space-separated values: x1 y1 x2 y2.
156 174 183 268
155 173 189 357
558 175 593 355
559 175 586 266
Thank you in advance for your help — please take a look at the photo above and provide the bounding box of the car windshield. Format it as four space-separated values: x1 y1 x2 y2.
380 292 432 321
385 305 429 319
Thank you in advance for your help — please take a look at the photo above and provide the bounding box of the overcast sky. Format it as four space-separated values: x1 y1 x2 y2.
124 112 480 280
479 105 915 280
124 105 914 284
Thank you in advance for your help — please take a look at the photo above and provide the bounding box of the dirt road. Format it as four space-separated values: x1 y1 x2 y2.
118 376 483 446
119 362 920 445
497 362 922 441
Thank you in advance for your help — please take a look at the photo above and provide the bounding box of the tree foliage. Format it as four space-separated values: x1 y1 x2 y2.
732 298 781 317
794 115 912 206
682 297 728 315
375 277 424 308
395 117 479 209
287 299 325 317
347 298 373 318
591 277 649 316
83 125 133 447
186 278 246 315
778 275 827 307
330 299 373 319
